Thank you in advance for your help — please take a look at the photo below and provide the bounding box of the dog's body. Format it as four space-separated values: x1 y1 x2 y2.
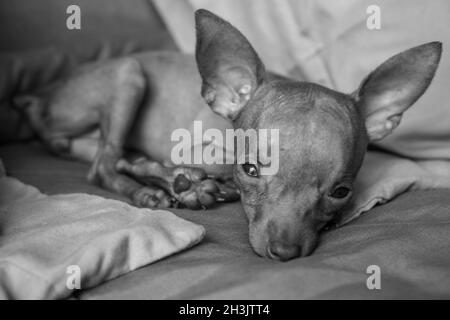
38 51 233 173
16 10 442 260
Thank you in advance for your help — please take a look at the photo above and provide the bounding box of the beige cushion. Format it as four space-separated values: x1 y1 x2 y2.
0 173 205 299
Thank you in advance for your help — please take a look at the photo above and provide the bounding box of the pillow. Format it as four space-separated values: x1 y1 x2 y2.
0 0 175 56
0 174 205 299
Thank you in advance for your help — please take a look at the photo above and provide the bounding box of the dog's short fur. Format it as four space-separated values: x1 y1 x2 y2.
15 10 441 260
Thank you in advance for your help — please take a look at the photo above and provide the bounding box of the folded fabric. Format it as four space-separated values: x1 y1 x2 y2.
339 151 450 225
0 174 205 299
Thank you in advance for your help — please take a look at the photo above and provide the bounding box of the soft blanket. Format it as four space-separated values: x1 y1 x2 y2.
3 145 450 299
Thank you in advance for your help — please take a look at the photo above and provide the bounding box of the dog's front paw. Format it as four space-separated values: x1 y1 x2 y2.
131 187 174 208
170 168 240 209
116 158 240 209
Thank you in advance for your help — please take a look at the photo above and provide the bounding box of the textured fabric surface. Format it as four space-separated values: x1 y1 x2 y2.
1 144 450 299
342 151 450 225
0 156 205 299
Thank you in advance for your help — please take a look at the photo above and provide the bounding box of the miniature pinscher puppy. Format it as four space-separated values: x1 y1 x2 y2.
15 10 441 260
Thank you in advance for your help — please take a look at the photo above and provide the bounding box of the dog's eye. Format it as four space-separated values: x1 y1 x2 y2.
242 163 259 177
330 186 350 199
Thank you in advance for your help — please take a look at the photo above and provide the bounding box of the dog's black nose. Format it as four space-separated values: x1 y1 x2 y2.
267 241 301 261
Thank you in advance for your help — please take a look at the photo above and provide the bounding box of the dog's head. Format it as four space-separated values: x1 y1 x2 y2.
195 9 442 260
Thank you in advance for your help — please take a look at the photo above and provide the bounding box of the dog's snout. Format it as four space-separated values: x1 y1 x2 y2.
267 241 301 261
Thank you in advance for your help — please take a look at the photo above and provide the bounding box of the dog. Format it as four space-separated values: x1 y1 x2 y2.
14 9 441 260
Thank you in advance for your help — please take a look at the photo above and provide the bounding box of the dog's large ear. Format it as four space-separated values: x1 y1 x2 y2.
195 9 266 121
354 42 442 141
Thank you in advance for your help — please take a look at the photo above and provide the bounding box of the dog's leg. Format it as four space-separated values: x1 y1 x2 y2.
116 157 240 209
87 58 173 208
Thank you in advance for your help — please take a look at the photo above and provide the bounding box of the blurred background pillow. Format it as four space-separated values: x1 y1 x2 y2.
0 0 176 142
0 0 175 58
